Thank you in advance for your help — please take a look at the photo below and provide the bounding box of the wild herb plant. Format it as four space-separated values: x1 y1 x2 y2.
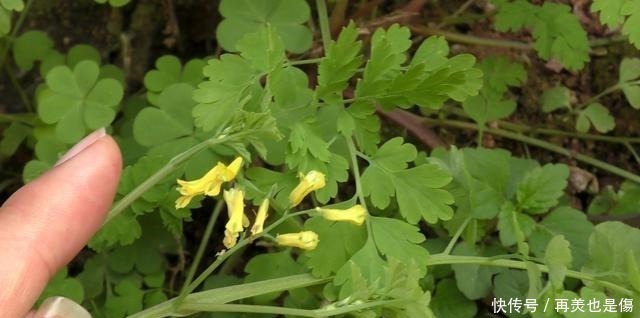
1 0 640 317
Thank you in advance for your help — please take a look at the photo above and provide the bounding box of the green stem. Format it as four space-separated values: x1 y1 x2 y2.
582 84 621 107
346 137 367 210
426 254 633 296
176 209 313 306
0 112 34 125
625 142 640 165
104 130 260 224
423 117 640 183
446 106 640 144
443 216 471 255
315 0 331 50
4 63 31 112
290 57 325 66
128 274 332 318
411 26 532 49
0 0 35 67
178 200 224 299
182 300 405 317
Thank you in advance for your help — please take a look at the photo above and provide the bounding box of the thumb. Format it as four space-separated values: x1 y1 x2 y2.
0 129 122 316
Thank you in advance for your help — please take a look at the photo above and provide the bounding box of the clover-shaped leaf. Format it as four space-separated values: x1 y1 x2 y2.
38 60 123 143
1 0 24 11
13 30 54 71
216 0 312 53
576 103 615 133
0 0 22 36
143 55 206 105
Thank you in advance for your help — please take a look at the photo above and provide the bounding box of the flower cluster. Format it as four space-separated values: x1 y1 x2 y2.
175 162 367 251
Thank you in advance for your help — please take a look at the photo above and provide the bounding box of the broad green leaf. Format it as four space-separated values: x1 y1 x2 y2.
559 287 620 318
236 24 285 73
493 270 530 318
361 137 454 224
244 250 307 303
38 267 84 305
13 30 54 71
541 85 572 112
529 206 594 269
0 8 9 36
576 103 615 133
588 182 640 216
38 60 123 143
592 0 640 49
216 0 312 53
317 21 363 103
451 242 504 299
516 164 569 214
495 1 589 70
0 121 30 156
583 221 640 289
463 94 516 126
478 56 527 94
334 239 386 298
303 216 367 277
544 235 572 290
1 0 22 11
497 201 536 247
431 279 477 318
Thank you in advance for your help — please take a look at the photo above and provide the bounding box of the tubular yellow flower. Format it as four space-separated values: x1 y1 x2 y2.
276 231 319 251
223 188 246 248
289 170 326 207
317 205 367 226
250 199 269 236
174 156 243 209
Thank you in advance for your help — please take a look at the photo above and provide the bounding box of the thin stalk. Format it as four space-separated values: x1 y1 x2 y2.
177 209 313 305
411 26 532 50
315 0 332 50
625 142 640 166
0 0 35 67
4 63 31 111
181 300 405 317
0 112 34 125
426 253 633 296
442 216 471 255
128 274 332 318
290 57 325 66
582 84 621 107
104 130 259 224
346 137 367 210
178 200 224 298
437 0 475 28
423 117 640 184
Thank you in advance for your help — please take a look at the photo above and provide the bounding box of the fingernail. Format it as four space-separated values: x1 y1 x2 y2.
32 297 91 318
55 128 106 167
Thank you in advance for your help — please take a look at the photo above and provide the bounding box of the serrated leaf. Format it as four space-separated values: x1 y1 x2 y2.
529 206 594 269
216 0 312 53
516 164 569 214
495 0 589 70
544 235 572 290
370 216 429 275
317 21 363 103
592 0 640 49
237 24 285 73
361 137 454 224
576 103 615 133
498 201 536 247
541 85 571 112
192 54 260 131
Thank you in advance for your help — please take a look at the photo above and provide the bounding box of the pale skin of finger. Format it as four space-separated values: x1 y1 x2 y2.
0 136 121 317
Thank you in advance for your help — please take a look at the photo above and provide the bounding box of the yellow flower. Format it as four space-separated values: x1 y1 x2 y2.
276 231 319 251
250 199 269 236
174 156 243 209
317 205 367 226
289 170 326 207
223 188 246 248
